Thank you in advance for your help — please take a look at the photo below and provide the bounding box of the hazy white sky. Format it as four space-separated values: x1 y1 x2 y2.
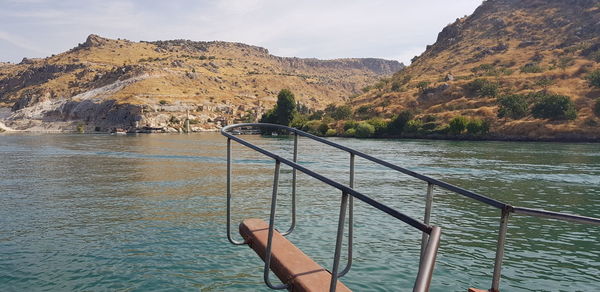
0 0 482 64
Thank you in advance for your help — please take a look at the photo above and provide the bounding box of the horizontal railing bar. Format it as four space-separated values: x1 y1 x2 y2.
223 123 507 210
223 123 600 228
513 206 600 226
222 124 431 234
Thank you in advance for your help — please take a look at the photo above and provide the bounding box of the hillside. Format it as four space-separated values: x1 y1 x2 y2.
0 35 403 132
350 0 600 141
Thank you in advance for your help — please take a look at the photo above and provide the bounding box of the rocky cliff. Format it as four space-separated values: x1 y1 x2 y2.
0 34 403 132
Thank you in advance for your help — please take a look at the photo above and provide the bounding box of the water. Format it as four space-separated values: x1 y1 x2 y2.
0 133 599 291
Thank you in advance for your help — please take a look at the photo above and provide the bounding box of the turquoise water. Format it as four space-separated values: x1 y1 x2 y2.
0 133 599 291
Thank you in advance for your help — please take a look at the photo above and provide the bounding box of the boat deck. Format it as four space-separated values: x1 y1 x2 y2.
240 218 351 292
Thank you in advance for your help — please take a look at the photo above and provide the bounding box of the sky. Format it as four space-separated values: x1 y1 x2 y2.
0 0 482 64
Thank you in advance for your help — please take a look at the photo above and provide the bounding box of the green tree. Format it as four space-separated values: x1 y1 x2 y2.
366 118 389 136
345 128 357 137
274 89 296 125
531 94 577 120
260 108 276 124
448 116 468 135
594 98 600 117
497 94 529 119
355 122 375 138
260 89 297 126
387 110 413 135
405 120 423 133
465 79 498 97
331 105 353 120
318 122 329 135
344 120 359 131
466 118 489 135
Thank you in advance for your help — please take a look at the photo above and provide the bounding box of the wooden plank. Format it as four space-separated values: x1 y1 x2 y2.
240 218 351 292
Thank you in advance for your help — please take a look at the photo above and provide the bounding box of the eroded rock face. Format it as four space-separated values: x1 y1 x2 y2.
6 98 143 132
0 63 84 100
11 89 52 111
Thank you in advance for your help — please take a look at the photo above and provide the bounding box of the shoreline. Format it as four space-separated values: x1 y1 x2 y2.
3 128 598 143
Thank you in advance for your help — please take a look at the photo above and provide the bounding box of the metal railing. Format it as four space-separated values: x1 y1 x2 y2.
222 123 600 292
223 123 441 292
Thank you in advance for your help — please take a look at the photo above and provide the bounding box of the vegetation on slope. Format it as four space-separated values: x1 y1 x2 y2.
337 0 600 141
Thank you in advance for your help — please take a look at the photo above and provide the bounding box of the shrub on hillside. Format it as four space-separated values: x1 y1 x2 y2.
416 81 431 92
531 94 577 120
391 74 412 92
466 118 490 135
325 129 337 136
318 122 329 135
308 110 324 120
464 78 498 97
586 69 600 88
302 120 322 135
387 110 413 135
520 63 544 73
366 118 388 136
405 120 423 133
355 105 372 116
344 120 359 131
330 105 353 120
345 128 357 137
497 94 529 119
448 116 468 135
422 122 438 131
471 63 498 76
355 122 375 138
290 114 309 129
594 98 600 117
535 77 554 88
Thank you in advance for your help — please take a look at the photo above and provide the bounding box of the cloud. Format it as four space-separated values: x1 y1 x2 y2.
0 30 49 56
0 0 482 63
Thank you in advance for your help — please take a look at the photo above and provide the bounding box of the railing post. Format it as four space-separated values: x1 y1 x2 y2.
420 183 434 259
263 160 289 290
414 226 441 292
338 153 355 277
491 207 511 292
227 138 245 245
281 132 298 236
330 191 349 292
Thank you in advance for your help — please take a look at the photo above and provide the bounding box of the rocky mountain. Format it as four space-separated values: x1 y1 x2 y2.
351 0 600 140
0 34 403 132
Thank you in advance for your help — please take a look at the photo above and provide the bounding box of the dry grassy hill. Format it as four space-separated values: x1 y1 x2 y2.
351 0 600 140
0 35 402 132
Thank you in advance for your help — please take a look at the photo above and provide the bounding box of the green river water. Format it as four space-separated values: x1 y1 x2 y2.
0 133 598 291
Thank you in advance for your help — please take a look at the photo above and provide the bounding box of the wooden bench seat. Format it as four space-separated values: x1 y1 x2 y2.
239 218 351 292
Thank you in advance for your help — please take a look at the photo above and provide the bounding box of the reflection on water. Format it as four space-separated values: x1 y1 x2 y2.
0 133 599 291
